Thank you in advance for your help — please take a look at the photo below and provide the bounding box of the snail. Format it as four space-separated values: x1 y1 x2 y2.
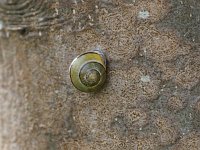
69 49 107 92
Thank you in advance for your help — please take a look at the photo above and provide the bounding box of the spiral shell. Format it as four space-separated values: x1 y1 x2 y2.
69 50 106 92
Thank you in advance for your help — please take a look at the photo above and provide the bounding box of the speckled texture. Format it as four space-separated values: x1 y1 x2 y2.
0 0 200 150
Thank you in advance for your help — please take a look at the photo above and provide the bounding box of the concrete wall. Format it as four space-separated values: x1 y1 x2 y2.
0 0 200 149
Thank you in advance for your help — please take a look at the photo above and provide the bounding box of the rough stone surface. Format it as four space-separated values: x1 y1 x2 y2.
0 0 200 149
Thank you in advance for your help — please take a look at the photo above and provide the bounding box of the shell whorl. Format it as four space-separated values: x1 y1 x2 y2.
69 50 106 92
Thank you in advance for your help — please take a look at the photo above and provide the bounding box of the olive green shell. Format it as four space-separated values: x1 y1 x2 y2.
69 51 106 92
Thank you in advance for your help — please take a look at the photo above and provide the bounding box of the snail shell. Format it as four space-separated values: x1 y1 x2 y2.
69 50 106 92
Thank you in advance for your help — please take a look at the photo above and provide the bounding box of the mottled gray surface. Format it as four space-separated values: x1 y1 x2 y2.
0 0 200 149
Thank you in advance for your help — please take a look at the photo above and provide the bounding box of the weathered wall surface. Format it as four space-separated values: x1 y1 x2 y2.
0 0 199 149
